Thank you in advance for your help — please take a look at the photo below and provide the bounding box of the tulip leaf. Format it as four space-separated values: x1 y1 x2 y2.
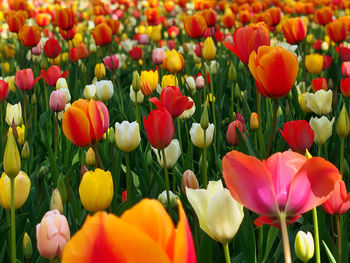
236 210 257 263
322 240 336 263
198 230 213 263
261 226 279 263
0 240 6 263
71 151 80 166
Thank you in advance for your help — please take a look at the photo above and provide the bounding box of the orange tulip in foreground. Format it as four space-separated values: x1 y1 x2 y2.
61 199 196 263
184 14 207 39
92 22 112 47
248 46 298 98
19 25 41 47
282 18 307 45
62 99 109 147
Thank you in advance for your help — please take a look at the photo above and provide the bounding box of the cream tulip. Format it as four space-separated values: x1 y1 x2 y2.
115 121 141 152
152 139 181 168
306 89 332 116
185 76 196 91
96 80 114 101
294 231 314 263
186 180 244 245
309 116 334 146
190 123 214 148
83 84 96 99
56 78 68 90
129 85 144 104
6 102 22 126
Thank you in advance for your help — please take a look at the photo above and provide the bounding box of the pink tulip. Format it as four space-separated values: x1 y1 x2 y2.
138 34 149 45
15 69 41 91
226 120 245 146
195 75 205 89
152 48 165 65
341 61 350 77
49 90 67 112
322 180 350 215
223 151 341 227
103 54 120 71
32 42 43 55
36 210 70 259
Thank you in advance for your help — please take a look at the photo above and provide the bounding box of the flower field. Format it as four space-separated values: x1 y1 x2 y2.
0 0 350 262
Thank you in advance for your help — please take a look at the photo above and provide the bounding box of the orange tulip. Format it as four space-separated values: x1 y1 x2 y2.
200 9 217 27
251 12 272 28
61 199 196 263
314 7 333 25
55 8 75 31
248 46 299 98
35 13 51 27
19 25 41 47
282 18 307 45
266 7 281 26
92 23 112 47
105 18 120 35
326 20 347 43
145 8 161 25
184 14 207 39
6 11 26 33
62 99 109 147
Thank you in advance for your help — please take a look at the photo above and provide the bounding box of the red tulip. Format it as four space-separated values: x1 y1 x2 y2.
279 120 314 154
44 38 61 59
149 86 193 118
312 77 327 93
19 25 41 47
143 106 174 150
55 8 75 31
129 46 143 61
92 22 112 47
314 7 333 25
323 180 350 215
6 10 26 33
223 151 341 227
223 22 270 64
323 55 332 70
184 14 207 39
340 78 350 98
200 9 217 27
338 45 350 61
41 65 69 87
282 18 307 45
15 69 41 91
266 7 281 26
103 54 119 71
59 28 76 40
69 47 80 62
0 80 9 102
326 20 347 43
226 120 245 146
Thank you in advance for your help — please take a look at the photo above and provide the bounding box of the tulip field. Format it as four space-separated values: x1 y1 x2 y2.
2 0 350 262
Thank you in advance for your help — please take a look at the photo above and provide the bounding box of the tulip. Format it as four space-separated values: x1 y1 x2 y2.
200 9 217 27
152 48 166 65
61 199 196 263
140 70 158 96
279 120 314 154
164 50 185 74
56 78 68 90
3 130 21 179
115 121 141 152
55 8 75 31
248 46 298 98
62 99 109 147
184 14 207 39
95 80 114 101
8 125 25 146
41 66 69 87
83 84 96 100
223 22 270 64
143 107 174 150
129 46 143 60
196 75 205 89
326 20 347 43
152 139 181 168
19 25 41 47
129 85 144 104
23 232 33 260
341 78 350 97
314 7 333 25
202 37 216 61
92 23 112 47
103 55 120 71
79 169 113 212
158 190 178 208
311 77 327 93
31 43 42 55
282 18 307 45
181 170 199 195
21 141 30 159
221 10 236 29
6 102 23 126
306 89 332 116
161 75 178 90
323 180 350 215
0 80 9 102
50 188 63 214
341 61 350 77
49 90 67 112
294 231 314 263
190 123 214 148
85 147 96 166
179 98 196 120
94 63 106 79
6 11 26 33
336 104 350 138
15 69 41 91
309 116 334 146
36 210 70 259
185 76 196 91
0 171 30 209
226 120 245 146
187 180 244 245
250 112 259 130
223 150 340 227
305 54 323 74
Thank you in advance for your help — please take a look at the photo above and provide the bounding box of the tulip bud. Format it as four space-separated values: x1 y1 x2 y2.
294 231 314 263
23 232 33 260
200 105 209 130
107 127 116 144
228 62 236 82
31 94 37 105
277 106 283 118
181 170 199 195
21 141 30 159
3 132 21 179
50 188 63 214
158 190 178 208
234 83 241 98
132 71 141 92
94 63 106 79
86 147 96 166
196 75 205 89
57 174 67 203
336 104 350 138
39 166 48 177
250 112 259 130
202 37 216 61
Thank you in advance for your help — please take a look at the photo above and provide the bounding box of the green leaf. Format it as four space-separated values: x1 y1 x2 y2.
322 240 336 263
261 226 279 263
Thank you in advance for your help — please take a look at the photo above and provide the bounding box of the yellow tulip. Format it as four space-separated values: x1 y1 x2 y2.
294 231 314 263
72 33 83 47
202 37 216 61
8 125 25 146
0 171 30 209
140 70 159 96
94 63 106 79
305 54 323 74
161 74 178 90
3 132 21 179
164 50 184 74
298 93 312 113
79 169 113 212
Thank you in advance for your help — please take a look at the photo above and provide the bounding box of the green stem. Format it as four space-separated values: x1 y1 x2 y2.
93 143 104 170
203 129 208 188
134 91 140 124
318 145 322 157
54 112 58 159
258 225 264 262
23 91 27 142
161 148 170 210
10 178 16 263
125 152 135 205
312 207 321 263
336 215 342 263
231 82 234 119
44 82 49 112
115 73 124 113
340 138 344 175
0 103 3 156
209 70 217 148
256 90 265 157
223 243 231 263
298 44 307 88
177 118 184 166
279 213 292 263
266 99 278 157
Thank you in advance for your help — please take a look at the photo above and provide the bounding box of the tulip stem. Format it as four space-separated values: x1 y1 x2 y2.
340 138 344 175
279 213 291 263
0 103 3 154
298 44 307 88
318 145 322 157
43 81 49 112
93 143 104 170
54 112 58 159
177 118 184 166
10 177 16 263
223 243 231 263
231 82 234 119
115 73 124 114
203 129 208 188
125 152 135 206
208 70 217 148
312 207 321 263
23 91 27 142
256 90 265 158
336 215 342 263
266 99 278 157
162 148 171 210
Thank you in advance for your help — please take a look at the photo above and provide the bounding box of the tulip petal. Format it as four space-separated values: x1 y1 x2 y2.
88 100 105 142
285 157 341 215
149 97 163 109
254 214 301 228
222 150 279 217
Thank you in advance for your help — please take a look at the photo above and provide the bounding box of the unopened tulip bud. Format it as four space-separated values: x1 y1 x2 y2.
294 231 314 263
94 63 106 79
196 75 205 89
57 174 67 203
86 147 96 166
202 37 216 61
107 128 116 144
23 232 33 260
228 62 236 82
31 94 37 105
3 132 21 179
200 105 209 130
250 112 259 130
277 106 283 118
132 71 141 92
50 188 63 214
21 141 30 159
336 104 350 138
234 83 240 98
39 166 48 177
181 170 199 195
158 190 178 208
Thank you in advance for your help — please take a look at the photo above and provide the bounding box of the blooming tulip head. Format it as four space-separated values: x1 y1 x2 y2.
341 61 350 77
152 139 181 168
341 78 350 98
36 210 70 259
314 7 333 25
223 150 341 227
79 169 114 212
202 37 216 61
305 54 323 74
0 80 9 102
95 80 114 101
115 121 141 152
186 180 244 245
163 50 185 74
62 99 109 147
152 48 166 65
55 8 75 31
19 25 41 47
311 77 327 93
103 54 120 71
326 20 347 43
190 123 215 149
309 116 334 146
49 90 67 112
322 180 350 215
41 65 69 87
184 14 207 39
6 11 26 33
226 120 245 146
306 89 332 116
140 70 159 96
6 102 22 127
92 23 112 47
15 68 41 91
248 46 298 98
44 38 61 59
282 18 307 45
